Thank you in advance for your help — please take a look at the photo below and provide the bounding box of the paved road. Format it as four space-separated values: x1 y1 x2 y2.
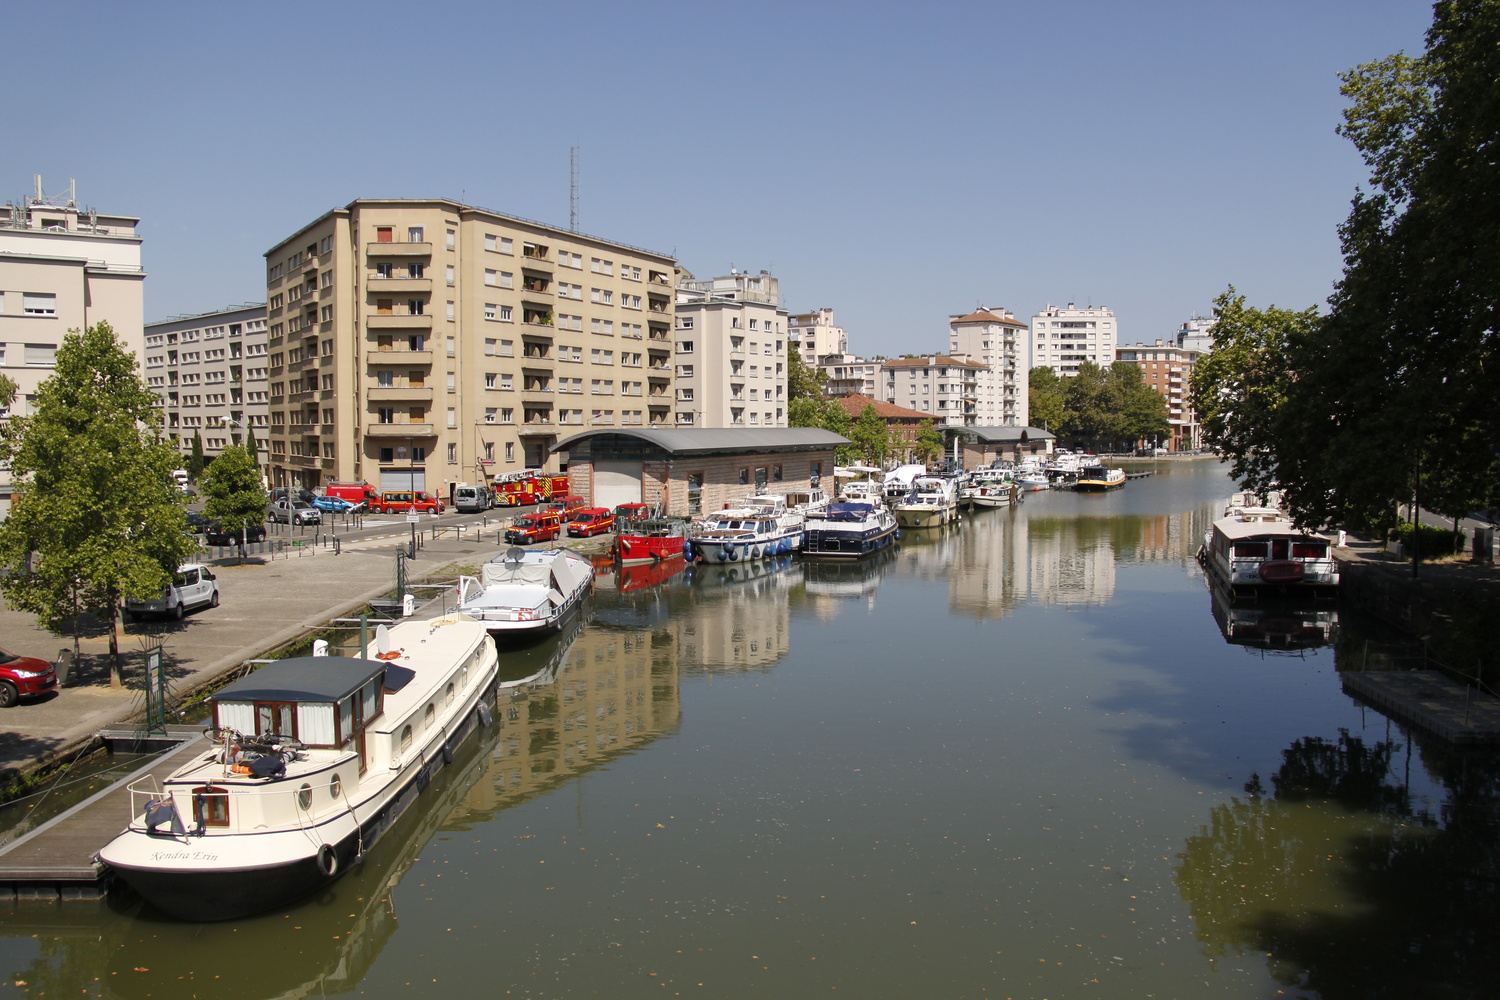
0 509 612 781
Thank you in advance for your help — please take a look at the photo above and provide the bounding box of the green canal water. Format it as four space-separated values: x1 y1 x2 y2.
1 460 1494 999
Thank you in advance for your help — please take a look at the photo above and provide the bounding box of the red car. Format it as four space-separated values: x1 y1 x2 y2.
0 646 58 707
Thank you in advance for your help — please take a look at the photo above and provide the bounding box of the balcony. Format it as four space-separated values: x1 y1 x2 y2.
288 389 316 404
367 314 433 330
365 422 436 438
366 241 432 258
521 244 552 265
367 348 433 364
522 386 554 400
368 386 434 403
366 276 432 294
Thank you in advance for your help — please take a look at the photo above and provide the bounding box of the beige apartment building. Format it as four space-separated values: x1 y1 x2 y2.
0 177 145 513
674 269 788 428
264 199 677 494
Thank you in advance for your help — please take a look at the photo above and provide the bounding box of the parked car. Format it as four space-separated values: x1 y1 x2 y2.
204 521 269 546
544 495 587 519
370 491 445 515
184 510 211 533
504 511 563 545
271 487 317 504
123 563 220 621
267 499 322 525
567 507 615 537
452 485 493 513
0 646 58 707
310 495 359 513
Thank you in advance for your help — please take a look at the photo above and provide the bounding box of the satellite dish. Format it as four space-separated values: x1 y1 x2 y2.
376 624 391 656
504 546 527 564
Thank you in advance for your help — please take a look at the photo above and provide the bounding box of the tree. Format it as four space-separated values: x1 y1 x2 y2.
913 419 943 465
1027 366 1067 433
199 443 268 561
1278 1 1500 529
1116 364 1171 448
847 404 891 467
0 322 198 686
244 422 260 470
185 429 206 479
786 349 826 404
1060 361 1118 448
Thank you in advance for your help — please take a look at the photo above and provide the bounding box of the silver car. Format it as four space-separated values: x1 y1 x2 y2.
267 499 322 525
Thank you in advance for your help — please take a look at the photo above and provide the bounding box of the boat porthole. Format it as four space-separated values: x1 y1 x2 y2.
329 773 342 799
297 783 313 810
317 844 338 877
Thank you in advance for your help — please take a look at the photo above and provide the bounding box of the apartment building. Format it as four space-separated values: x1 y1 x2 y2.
673 271 788 428
947 307 1029 425
1177 314 1214 354
1115 339 1200 451
881 354 987 427
790 308 847 364
0 177 145 513
817 354 882 397
263 199 676 494
144 303 268 464
1030 303 1118 375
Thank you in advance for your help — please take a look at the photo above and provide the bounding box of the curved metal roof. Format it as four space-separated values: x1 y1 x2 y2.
552 427 849 456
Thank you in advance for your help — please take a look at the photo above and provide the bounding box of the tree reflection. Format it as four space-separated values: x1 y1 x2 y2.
1176 730 1500 999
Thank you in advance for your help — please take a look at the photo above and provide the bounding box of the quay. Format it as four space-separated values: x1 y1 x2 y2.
1341 672 1500 745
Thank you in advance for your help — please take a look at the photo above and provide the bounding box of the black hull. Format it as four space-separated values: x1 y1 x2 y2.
108 681 496 921
801 525 898 559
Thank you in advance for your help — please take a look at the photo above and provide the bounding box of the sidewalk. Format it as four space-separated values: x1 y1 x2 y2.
0 529 614 784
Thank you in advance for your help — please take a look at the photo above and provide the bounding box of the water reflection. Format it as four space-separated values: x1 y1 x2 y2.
1175 730 1500 998
1207 577 1341 655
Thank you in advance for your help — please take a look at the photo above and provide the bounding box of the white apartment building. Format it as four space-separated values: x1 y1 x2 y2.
1030 303 1117 375
881 354 986 427
817 354 882 397
0 177 145 513
144 303 269 464
1177 314 1214 354
948 307 1028 425
790 308 847 364
674 272 788 428
264 199 676 493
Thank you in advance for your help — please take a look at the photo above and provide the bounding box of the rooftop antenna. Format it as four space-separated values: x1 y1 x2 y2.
569 146 579 232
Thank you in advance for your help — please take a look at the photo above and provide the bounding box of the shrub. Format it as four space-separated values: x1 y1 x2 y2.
1391 521 1467 558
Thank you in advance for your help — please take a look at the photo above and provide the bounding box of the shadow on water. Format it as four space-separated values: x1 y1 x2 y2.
1175 730 1500 1000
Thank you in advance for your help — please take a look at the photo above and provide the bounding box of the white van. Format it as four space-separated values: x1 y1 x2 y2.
124 564 220 620
452 484 493 513
172 469 190 487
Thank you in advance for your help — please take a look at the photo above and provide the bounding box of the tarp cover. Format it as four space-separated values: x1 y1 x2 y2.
480 551 592 606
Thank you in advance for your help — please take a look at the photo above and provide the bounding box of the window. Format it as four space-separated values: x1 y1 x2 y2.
407 226 424 242
446 265 455 286
376 227 393 243
192 786 230 827
485 304 497 321
378 407 395 424
445 229 455 250
485 373 496 389
499 339 514 356
738 468 749 485
485 407 497 423
678 317 694 330
677 341 694 354
23 293 56 315
24 343 57 366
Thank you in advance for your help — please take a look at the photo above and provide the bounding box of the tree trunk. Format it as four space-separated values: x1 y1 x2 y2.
109 603 124 688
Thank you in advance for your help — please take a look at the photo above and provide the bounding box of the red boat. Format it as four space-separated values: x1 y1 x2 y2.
615 517 690 565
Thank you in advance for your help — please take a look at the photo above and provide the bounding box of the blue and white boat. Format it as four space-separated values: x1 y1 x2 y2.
691 495 804 564
802 501 899 559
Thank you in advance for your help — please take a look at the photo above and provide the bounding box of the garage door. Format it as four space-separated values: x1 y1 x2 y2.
592 461 642 509
379 469 427 492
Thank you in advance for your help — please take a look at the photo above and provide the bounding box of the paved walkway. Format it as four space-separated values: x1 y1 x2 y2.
0 528 615 783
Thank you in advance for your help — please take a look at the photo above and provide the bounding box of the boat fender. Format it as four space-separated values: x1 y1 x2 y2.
442 741 454 766
317 844 338 877
477 701 493 726
727 545 739 562
683 541 694 561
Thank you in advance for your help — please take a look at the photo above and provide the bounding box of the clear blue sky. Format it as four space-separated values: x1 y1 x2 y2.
2 1 1432 357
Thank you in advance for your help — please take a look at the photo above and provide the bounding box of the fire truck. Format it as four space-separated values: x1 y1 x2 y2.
492 470 570 507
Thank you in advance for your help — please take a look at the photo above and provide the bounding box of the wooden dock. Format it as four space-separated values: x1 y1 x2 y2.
0 728 205 900
1341 671 1500 745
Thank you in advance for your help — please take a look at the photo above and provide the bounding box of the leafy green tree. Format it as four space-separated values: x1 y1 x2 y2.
200 443 268 560
1060 362 1117 448
244 422 261 470
913 419 943 465
1116 365 1171 448
1027 366 1068 433
0 322 198 686
848 404 891 467
185 429 206 479
786 349 826 403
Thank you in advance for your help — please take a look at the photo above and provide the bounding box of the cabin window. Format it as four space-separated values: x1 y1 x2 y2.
446 682 455 705
424 704 436 730
1269 539 1290 560
1232 541 1268 558
297 783 313 810
1292 541 1327 559
193 785 230 828
330 773 342 799
256 702 296 738
399 725 413 752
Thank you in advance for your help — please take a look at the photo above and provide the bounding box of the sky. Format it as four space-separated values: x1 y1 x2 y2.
2 0 1434 358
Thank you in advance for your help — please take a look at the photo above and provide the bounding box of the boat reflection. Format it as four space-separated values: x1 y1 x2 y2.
1207 575 1340 654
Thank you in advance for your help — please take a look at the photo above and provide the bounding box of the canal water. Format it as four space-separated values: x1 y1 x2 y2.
1 459 1494 999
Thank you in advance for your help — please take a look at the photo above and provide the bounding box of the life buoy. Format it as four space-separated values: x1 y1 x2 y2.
317 844 338 877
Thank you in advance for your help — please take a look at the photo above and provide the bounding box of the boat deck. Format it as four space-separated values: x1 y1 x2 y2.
0 727 205 900
1342 671 1500 745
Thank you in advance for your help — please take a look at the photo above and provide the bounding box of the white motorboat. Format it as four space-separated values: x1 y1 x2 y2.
456 547 594 638
893 476 959 528
691 495 804 564
962 477 1021 509
883 464 926 502
98 615 499 921
1197 494 1339 597
802 501 900 558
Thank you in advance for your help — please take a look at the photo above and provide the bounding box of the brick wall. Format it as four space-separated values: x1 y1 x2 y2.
573 448 838 517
